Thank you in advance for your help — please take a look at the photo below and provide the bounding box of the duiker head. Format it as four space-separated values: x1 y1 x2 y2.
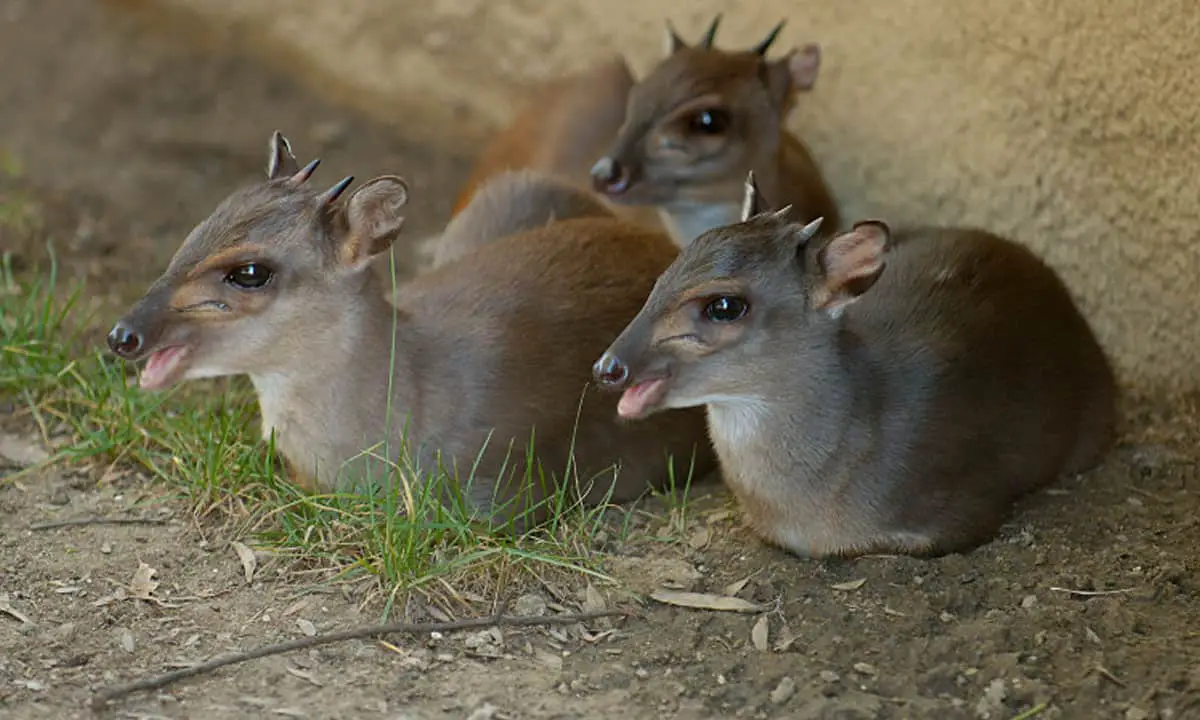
106 131 410 391
592 172 890 419
589 16 821 207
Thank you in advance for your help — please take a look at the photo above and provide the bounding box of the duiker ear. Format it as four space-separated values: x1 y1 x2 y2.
267 130 300 180
340 175 410 268
786 44 821 90
811 220 889 315
766 44 821 108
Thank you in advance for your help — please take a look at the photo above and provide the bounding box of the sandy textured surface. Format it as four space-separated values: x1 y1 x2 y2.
2 3 1199 719
130 0 1200 393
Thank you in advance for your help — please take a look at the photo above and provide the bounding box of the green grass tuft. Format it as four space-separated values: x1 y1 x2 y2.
1 248 698 613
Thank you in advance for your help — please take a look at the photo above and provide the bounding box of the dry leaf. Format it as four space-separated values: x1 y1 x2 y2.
282 598 311 617
0 593 33 625
774 625 800 652
285 666 323 687
650 590 765 614
583 583 606 613
751 615 769 651
91 587 127 607
296 618 317 637
831 578 867 592
116 627 135 653
129 562 159 599
722 576 752 597
582 629 616 643
705 509 735 524
688 525 712 550
231 541 257 584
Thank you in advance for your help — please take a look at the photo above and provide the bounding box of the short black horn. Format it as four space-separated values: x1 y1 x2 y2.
751 20 787 56
700 14 722 48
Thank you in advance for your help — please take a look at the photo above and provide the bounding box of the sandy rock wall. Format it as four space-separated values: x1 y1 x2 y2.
138 0 1200 392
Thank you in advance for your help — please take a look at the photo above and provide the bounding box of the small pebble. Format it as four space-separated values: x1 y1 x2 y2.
853 662 877 676
1021 594 1038 609
819 670 840 683
100 542 112 554
768 677 796 705
513 593 547 617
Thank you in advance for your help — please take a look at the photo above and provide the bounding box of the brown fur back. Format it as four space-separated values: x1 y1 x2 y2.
450 57 661 230
397 217 717 515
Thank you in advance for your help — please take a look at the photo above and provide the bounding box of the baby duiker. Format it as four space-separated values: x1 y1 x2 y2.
593 172 1117 558
106 131 715 526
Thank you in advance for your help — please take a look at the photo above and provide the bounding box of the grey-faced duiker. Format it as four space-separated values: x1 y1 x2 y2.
418 56 664 263
106 131 717 526
590 16 840 246
592 172 1117 557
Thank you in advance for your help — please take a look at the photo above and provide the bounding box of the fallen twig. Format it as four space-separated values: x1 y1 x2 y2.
1048 586 1135 597
30 516 169 532
1089 665 1126 688
90 608 629 711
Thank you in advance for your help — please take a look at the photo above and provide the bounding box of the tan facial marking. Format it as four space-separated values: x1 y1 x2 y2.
668 93 726 121
187 244 270 280
674 279 748 311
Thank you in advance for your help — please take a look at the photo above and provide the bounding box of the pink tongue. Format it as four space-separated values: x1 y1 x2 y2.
617 378 666 419
139 347 186 390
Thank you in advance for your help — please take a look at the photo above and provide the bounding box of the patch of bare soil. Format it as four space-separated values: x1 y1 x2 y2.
2 2 1198 719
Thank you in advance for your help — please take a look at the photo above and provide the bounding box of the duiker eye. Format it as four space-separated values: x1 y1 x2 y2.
703 296 749 323
225 263 273 290
688 108 731 135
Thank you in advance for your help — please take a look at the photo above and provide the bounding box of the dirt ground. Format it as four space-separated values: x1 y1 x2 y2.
2 2 1199 719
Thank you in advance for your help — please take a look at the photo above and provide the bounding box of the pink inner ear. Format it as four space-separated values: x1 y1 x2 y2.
789 44 821 90
825 225 887 287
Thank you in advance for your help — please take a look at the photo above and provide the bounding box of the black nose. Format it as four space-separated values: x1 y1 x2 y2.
590 156 630 195
593 352 630 387
106 322 143 358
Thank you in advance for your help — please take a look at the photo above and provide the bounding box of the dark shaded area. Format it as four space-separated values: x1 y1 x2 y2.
0 0 468 295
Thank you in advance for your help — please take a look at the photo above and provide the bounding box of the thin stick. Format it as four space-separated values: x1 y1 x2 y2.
90 608 628 711
1048 586 1135 597
30 516 169 531
1091 665 1126 688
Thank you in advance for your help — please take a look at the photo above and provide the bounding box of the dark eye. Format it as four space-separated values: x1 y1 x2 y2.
224 263 273 290
688 108 731 135
703 296 749 323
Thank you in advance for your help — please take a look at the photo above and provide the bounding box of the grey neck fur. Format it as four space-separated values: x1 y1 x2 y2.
659 158 790 246
249 271 415 491
701 321 890 553
659 201 742 247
